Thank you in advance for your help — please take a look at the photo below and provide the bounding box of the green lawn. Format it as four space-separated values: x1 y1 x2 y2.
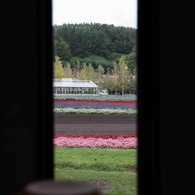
54 147 137 195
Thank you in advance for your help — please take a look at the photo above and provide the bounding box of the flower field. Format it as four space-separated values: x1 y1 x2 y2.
54 94 136 101
54 100 137 109
54 99 137 114
54 97 137 149
54 134 137 149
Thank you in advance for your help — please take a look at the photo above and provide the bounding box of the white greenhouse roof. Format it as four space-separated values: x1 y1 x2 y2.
53 78 99 88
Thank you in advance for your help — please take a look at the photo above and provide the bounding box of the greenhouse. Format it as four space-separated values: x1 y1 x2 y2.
53 78 100 95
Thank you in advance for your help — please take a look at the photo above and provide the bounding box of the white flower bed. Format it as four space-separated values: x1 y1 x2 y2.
54 108 137 115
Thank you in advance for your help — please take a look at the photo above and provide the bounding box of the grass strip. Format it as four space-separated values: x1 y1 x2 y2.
54 148 137 195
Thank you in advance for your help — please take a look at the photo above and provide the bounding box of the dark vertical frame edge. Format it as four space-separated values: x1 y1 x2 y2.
36 0 54 179
137 0 160 194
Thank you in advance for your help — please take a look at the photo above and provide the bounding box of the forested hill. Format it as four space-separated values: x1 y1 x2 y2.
53 23 137 73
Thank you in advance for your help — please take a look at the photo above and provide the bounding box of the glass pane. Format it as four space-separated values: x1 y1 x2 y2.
52 0 137 194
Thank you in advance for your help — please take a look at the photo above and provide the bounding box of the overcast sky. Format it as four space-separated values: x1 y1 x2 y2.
52 0 137 29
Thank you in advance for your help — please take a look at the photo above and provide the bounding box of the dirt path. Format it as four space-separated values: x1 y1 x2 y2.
54 114 137 135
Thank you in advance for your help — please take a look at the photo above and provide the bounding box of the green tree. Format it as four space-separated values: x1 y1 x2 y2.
112 61 119 94
97 64 104 83
54 38 71 63
102 69 117 94
72 60 81 79
125 46 137 74
129 78 137 94
117 56 129 95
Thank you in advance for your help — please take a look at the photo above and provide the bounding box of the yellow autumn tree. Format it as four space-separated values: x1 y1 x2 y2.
117 56 129 95
63 62 73 78
53 56 65 79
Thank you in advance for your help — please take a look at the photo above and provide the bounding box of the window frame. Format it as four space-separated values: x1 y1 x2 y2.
37 0 160 194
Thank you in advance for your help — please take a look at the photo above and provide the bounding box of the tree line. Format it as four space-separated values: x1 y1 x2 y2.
54 55 136 95
53 23 137 95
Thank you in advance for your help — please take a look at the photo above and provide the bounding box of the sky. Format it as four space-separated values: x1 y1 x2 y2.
52 0 137 29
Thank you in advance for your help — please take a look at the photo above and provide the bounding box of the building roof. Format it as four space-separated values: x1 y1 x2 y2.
53 78 99 88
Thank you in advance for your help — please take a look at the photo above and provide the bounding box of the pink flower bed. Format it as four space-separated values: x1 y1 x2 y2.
54 134 137 149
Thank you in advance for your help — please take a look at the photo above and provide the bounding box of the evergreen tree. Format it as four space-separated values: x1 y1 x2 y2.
125 45 137 74
54 38 71 62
